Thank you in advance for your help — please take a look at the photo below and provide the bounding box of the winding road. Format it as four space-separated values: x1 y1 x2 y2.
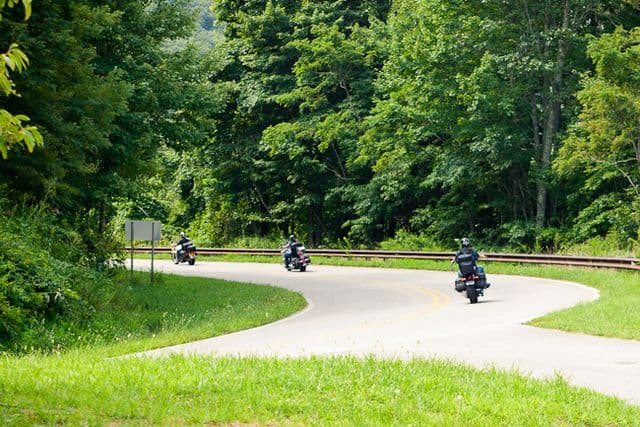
135 260 640 405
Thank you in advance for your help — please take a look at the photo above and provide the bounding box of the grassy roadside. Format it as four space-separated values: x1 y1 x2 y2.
2 354 639 425
2 265 640 424
151 253 640 340
37 271 307 357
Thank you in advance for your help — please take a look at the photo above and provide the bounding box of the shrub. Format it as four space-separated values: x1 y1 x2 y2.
560 232 640 257
0 212 115 353
379 230 447 251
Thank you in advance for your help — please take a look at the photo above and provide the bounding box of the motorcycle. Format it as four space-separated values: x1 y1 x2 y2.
171 240 197 265
453 252 489 304
282 243 311 272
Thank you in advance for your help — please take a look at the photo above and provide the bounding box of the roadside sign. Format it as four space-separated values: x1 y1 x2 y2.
125 220 161 284
125 220 161 241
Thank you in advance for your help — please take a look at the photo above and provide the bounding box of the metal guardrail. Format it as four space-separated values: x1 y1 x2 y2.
127 247 640 271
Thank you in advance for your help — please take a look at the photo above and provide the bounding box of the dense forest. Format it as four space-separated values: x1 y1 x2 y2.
1 0 640 251
3 0 640 252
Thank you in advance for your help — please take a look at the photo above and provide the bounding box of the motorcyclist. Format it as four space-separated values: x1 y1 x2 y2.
176 232 190 259
177 232 190 246
283 234 299 268
452 237 489 288
453 237 478 263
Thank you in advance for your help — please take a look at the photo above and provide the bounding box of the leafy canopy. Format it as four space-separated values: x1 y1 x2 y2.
0 0 42 159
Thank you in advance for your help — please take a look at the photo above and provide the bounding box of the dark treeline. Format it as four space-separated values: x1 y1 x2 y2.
156 0 640 252
2 0 640 253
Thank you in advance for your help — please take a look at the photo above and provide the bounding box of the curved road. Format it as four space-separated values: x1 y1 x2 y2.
135 260 640 405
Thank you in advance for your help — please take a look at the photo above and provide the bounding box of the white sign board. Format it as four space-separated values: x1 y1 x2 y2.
125 220 161 241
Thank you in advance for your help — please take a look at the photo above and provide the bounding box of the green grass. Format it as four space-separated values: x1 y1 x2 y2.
36 271 307 357
2 262 640 424
169 253 640 340
2 354 639 425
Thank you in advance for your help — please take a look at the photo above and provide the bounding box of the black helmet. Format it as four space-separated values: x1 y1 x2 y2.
461 237 471 247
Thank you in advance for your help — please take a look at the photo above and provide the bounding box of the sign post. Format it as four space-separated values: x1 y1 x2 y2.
130 221 134 276
151 222 155 284
125 220 161 284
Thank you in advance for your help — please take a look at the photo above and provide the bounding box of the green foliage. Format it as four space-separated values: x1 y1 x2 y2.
0 0 32 19
0 234 306 356
354 0 632 246
0 108 42 158
556 26 640 244
0 210 114 353
0 1 42 159
3 0 640 256
0 0 211 247
152 0 391 247
162 0 224 53
0 42 28 96
560 233 640 256
378 229 446 251
0 202 305 355
156 0 640 250
223 232 295 249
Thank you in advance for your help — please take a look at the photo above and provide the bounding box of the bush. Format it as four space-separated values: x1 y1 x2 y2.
0 211 115 353
224 232 285 249
560 232 640 257
379 230 447 251
568 193 640 244
497 221 537 251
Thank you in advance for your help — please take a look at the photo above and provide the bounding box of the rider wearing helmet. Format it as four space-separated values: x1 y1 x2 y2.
454 237 479 263
283 234 299 268
176 231 190 259
453 237 489 288
177 231 190 246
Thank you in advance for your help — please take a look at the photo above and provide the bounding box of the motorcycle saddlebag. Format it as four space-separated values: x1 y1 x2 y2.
457 253 475 275
476 273 487 288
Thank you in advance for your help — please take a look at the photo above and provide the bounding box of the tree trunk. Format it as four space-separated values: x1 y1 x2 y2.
535 0 569 230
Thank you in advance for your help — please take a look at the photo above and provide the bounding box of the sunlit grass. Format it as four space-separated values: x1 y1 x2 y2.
26 271 307 357
2 262 639 424
1 354 638 425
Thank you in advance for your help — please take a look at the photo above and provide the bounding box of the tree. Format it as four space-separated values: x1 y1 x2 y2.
0 0 206 251
556 26 640 242
0 0 42 159
262 3 389 243
182 0 390 244
357 0 634 247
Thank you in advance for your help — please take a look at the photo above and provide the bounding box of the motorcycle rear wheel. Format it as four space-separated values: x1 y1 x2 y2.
467 285 478 304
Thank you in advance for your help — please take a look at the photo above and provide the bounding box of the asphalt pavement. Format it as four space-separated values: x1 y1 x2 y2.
133 259 640 405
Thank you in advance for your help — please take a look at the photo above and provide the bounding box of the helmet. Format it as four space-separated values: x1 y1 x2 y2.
180 232 185 238
289 234 295 240
461 237 471 247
